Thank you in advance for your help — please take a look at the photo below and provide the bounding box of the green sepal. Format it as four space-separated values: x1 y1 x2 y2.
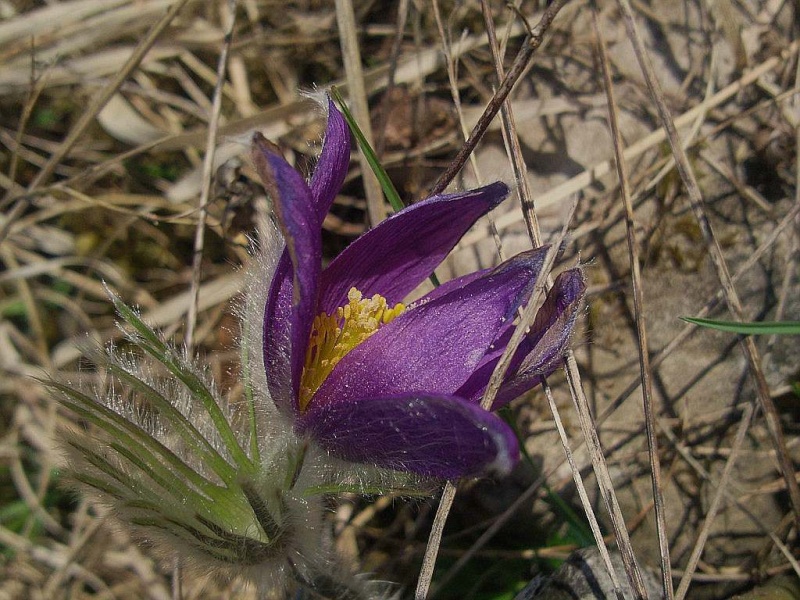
109 291 253 471
103 361 238 485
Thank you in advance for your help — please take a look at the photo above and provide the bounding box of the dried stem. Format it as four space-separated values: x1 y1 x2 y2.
0 0 193 245
185 0 237 353
543 379 626 600
26 0 192 193
428 0 573 196
414 482 457 600
481 0 537 251
458 39 800 249
335 0 388 225
562 350 649 599
673 402 756 600
594 9 673 599
617 0 800 530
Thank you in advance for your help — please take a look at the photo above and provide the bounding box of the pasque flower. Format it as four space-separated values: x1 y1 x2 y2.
48 97 584 597
252 99 585 480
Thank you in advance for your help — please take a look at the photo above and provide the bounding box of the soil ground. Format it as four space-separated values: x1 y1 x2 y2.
0 1 798 599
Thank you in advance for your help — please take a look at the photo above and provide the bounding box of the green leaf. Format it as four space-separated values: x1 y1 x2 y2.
105 362 237 485
330 87 404 213
681 317 800 335
109 291 252 471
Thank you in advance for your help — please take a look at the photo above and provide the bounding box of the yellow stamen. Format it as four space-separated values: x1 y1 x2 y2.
299 287 405 411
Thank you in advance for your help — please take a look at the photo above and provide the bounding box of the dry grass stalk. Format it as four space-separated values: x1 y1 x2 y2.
335 0 387 225
185 0 238 353
460 38 800 249
1 1 798 598
429 0 572 196
618 0 800 545
593 9 673 599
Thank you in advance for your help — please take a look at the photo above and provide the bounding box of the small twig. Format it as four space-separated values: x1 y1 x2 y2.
335 0 387 225
489 7 629 592
481 0 537 250
413 8 510 595
0 247 50 369
171 557 182 600
414 482 457 600
177 6 236 586
593 9 673 599
1 45 48 208
673 401 756 600
185 0 237 354
428 0 573 195
41 512 105 597
432 1 479 183
617 0 800 531
432 0 505 259
431 470 548 592
453 7 647 592
544 378 626 600
563 349 650 599
416 196 579 600
699 152 773 214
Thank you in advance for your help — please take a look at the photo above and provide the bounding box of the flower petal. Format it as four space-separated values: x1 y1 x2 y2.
318 181 509 314
257 102 349 412
455 268 585 408
262 254 294 412
300 394 519 478
312 252 543 405
416 245 549 306
309 98 351 218
253 134 321 408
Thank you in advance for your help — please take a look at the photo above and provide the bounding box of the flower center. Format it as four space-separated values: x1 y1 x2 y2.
299 287 405 411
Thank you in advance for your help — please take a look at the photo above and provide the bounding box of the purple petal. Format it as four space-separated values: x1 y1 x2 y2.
312 252 543 406
309 99 351 219
253 134 322 406
513 269 585 373
300 394 519 478
418 245 550 307
318 182 510 314
455 268 585 408
262 254 294 412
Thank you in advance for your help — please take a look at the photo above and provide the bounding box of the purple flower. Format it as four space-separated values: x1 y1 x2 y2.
251 99 585 480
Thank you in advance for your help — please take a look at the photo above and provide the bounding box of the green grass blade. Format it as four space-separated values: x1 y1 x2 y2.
330 86 404 213
681 317 800 335
330 87 441 287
